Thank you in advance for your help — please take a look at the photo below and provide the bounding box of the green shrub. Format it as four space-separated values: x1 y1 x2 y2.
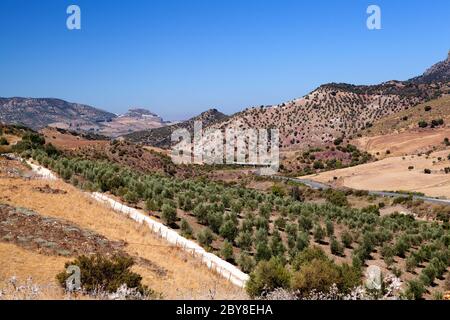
219 220 238 242
180 219 193 238
161 203 177 226
221 240 234 262
237 253 255 273
56 255 152 295
404 280 425 300
197 228 214 249
330 237 344 256
246 258 291 298
255 241 272 262
313 225 325 243
325 190 348 207
341 230 353 248
236 231 253 251
0 137 9 146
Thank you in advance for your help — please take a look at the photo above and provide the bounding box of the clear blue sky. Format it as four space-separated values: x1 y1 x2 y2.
0 0 449 120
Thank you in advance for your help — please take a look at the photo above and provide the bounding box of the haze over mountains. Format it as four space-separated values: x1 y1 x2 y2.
1 51 449 148
0 98 169 137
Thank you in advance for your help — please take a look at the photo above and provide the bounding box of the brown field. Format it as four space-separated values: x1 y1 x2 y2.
0 162 245 299
40 128 108 151
354 127 450 158
303 149 450 198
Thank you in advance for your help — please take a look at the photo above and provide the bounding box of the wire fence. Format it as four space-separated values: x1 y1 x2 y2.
20 156 249 288
91 192 249 288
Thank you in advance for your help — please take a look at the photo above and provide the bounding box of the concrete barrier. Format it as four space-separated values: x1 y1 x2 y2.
24 157 249 288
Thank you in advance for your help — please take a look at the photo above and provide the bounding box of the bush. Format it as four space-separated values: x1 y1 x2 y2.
313 225 325 243
325 190 348 207
341 230 353 248
255 241 272 262
424 169 431 174
292 258 339 295
292 246 328 271
180 219 193 238
325 220 334 237
221 240 234 262
246 258 291 298
404 280 425 300
237 253 255 273
219 220 238 242
56 255 151 295
236 231 253 251
330 237 344 256
418 120 428 128
0 137 9 146
197 228 214 249
161 203 177 226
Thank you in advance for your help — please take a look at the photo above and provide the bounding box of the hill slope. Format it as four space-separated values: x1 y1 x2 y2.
210 81 447 150
410 51 450 83
125 109 228 148
0 97 116 131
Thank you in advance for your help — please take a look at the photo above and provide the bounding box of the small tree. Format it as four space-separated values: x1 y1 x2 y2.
255 241 272 262
330 237 344 256
325 220 334 237
221 240 234 262
236 231 253 251
161 203 177 226
180 219 193 238
237 253 255 273
219 220 238 242
313 225 325 243
341 230 353 248
197 228 214 249
246 258 291 298
404 280 425 300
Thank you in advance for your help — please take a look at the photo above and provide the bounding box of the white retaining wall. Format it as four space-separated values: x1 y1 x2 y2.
24 158 249 288
91 192 249 288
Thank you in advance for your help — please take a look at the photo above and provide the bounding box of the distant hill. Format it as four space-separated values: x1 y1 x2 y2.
410 51 450 84
205 52 450 150
0 98 171 137
99 108 170 138
0 97 116 131
124 109 228 148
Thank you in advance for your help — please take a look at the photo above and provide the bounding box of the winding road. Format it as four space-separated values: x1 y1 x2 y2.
271 175 450 206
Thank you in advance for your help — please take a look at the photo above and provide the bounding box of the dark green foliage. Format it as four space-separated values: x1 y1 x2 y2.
237 253 255 273
56 255 152 295
180 219 193 238
219 219 238 242
246 258 291 298
221 240 234 262
197 228 214 249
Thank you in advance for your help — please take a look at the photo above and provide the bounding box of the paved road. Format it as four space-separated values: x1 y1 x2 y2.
271 175 450 206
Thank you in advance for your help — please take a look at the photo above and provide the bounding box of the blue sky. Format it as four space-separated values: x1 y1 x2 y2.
0 0 449 120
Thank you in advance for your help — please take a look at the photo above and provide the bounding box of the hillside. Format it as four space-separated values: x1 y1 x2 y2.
410 51 450 84
210 81 447 150
0 156 243 299
354 95 450 157
0 97 116 131
98 108 170 138
125 109 228 148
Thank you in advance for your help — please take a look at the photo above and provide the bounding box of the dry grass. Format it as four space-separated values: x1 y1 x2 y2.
0 176 246 299
304 149 450 198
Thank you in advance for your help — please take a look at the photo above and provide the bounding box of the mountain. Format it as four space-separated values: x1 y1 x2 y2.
124 109 228 148
0 97 116 131
98 108 169 137
205 53 450 150
410 51 450 84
